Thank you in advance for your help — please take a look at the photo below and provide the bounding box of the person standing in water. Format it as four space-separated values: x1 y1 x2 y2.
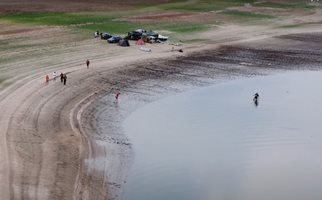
86 59 90 69
253 93 259 107
253 93 259 101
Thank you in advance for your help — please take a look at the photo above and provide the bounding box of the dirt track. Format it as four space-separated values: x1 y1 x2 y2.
1 12 322 200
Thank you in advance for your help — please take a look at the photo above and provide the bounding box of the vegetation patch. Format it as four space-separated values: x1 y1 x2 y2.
254 1 316 9
156 0 255 12
0 12 113 26
1 11 214 35
221 10 273 19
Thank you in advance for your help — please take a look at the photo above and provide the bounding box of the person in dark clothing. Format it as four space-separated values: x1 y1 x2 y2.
63 74 67 85
253 93 259 106
60 73 64 83
115 92 120 102
253 93 259 101
86 59 90 69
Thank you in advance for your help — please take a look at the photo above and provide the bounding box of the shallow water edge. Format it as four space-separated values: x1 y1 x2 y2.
82 32 322 199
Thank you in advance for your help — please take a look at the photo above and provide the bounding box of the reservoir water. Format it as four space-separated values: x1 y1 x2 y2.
123 71 322 200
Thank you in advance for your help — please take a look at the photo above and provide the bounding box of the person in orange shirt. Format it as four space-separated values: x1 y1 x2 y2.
45 74 49 83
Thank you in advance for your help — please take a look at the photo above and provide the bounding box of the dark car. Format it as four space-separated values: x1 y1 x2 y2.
146 31 158 38
107 36 122 43
125 31 142 40
100 32 112 40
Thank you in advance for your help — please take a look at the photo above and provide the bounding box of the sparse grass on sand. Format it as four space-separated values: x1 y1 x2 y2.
0 0 316 35
0 12 212 35
221 10 273 19
155 0 255 12
254 1 316 9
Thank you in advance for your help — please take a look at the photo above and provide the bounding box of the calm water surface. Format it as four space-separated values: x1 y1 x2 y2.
123 71 322 200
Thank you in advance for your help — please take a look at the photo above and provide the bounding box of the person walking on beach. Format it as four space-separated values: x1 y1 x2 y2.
60 73 64 83
45 74 49 83
115 92 120 102
63 74 67 85
86 59 90 69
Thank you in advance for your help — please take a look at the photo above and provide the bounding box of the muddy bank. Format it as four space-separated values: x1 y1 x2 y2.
78 32 322 199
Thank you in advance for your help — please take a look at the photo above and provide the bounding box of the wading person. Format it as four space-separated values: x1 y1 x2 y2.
253 93 259 106
86 59 90 69
253 93 259 101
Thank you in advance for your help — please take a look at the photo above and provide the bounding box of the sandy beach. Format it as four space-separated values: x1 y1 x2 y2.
1 4 322 199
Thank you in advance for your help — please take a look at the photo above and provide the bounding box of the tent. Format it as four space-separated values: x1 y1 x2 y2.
118 39 130 47
135 39 145 45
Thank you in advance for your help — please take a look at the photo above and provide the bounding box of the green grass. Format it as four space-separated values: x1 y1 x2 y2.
222 10 274 19
156 0 255 12
254 1 316 9
0 12 139 34
1 0 297 36
0 11 213 35
0 12 113 26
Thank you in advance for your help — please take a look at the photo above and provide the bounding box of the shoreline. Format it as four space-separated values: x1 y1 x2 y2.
1 23 322 199
77 30 322 199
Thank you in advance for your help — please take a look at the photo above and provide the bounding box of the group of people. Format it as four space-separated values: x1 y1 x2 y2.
46 72 67 85
44 59 121 101
60 73 67 85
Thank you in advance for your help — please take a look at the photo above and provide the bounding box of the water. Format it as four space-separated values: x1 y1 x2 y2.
122 71 322 200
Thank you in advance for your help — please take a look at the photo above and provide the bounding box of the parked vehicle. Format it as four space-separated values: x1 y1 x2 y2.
107 36 122 43
125 31 143 40
100 32 112 40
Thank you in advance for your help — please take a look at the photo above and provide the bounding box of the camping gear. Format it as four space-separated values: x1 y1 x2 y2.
140 46 151 52
158 34 168 42
135 39 145 45
94 31 100 38
126 31 143 40
118 39 130 47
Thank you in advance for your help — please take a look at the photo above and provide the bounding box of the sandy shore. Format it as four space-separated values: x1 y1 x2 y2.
1 15 322 199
